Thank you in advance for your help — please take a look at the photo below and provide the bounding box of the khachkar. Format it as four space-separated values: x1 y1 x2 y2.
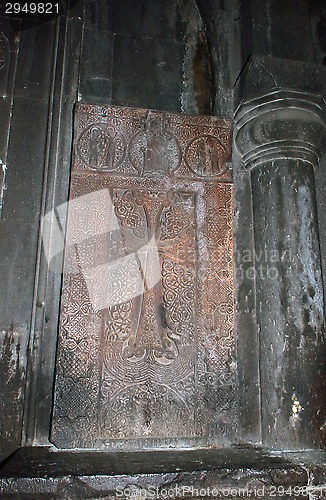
235 89 326 450
51 104 236 449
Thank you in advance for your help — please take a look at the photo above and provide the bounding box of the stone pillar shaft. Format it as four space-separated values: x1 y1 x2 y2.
235 90 326 449
252 158 326 448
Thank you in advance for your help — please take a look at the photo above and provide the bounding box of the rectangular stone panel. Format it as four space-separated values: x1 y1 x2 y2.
51 104 236 449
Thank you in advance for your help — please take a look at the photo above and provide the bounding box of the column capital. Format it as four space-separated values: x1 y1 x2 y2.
234 89 326 170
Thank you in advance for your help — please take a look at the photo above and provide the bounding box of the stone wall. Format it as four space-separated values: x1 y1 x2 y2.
0 0 326 464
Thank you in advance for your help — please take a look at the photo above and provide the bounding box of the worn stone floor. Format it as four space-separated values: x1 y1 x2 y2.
0 445 326 499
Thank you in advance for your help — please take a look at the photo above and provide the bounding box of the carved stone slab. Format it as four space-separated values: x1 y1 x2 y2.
51 104 236 449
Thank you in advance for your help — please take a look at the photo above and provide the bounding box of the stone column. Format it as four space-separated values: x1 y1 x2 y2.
235 89 326 449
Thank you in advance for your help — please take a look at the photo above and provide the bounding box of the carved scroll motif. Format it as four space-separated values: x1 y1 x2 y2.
52 104 235 448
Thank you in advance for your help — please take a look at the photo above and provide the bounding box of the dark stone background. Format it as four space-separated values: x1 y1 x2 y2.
0 0 326 488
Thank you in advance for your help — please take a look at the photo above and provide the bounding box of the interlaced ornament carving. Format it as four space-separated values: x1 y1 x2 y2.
51 104 236 449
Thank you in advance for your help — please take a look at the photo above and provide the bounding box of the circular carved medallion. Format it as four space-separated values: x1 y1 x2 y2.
185 134 229 178
77 123 126 171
